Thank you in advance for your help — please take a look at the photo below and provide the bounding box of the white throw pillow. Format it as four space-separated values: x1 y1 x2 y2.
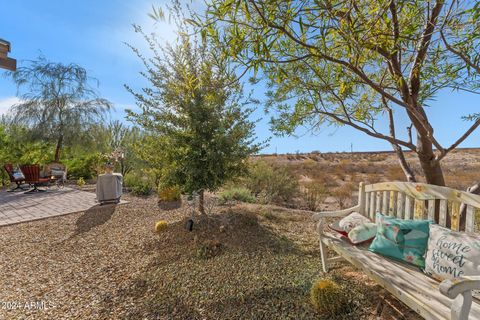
330 212 371 236
424 224 480 280
348 222 377 244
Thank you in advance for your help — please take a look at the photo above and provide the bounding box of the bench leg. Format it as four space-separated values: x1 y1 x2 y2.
317 220 329 273
451 291 472 320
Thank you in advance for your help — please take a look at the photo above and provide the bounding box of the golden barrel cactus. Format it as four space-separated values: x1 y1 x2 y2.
155 220 168 233
310 279 347 315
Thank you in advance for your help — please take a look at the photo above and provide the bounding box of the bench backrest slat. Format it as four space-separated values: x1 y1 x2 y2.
359 182 480 232
375 192 382 217
364 182 480 207
466 205 476 233
369 191 376 219
382 191 389 215
405 195 414 220
427 199 436 221
451 202 461 231
364 192 370 217
389 191 397 217
439 200 448 227
396 192 405 219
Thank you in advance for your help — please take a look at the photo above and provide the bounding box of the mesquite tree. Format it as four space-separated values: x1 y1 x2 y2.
10 56 111 162
126 21 262 214
199 0 480 186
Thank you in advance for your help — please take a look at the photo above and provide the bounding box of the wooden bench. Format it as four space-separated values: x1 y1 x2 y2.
314 182 480 320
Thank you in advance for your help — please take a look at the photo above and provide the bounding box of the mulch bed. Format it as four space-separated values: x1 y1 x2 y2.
0 192 421 319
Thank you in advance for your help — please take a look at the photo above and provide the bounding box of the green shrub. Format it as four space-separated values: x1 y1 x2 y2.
219 186 256 204
125 173 155 196
245 160 298 204
310 279 348 315
64 153 103 179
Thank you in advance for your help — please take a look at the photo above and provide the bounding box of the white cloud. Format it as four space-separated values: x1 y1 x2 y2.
0 97 20 116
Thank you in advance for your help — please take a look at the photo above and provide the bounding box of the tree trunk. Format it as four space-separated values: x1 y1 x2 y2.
415 130 445 186
198 189 205 215
418 156 445 186
54 135 64 162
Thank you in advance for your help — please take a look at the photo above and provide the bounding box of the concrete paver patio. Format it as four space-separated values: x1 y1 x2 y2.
0 187 98 226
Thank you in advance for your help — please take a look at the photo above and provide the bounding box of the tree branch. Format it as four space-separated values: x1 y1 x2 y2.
436 118 480 161
385 99 417 182
440 30 480 74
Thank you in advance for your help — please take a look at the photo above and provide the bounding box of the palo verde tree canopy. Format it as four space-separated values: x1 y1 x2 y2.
199 0 480 186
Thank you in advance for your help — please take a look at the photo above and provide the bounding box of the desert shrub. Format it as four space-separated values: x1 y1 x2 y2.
158 186 181 202
219 186 256 204
126 173 155 196
76 177 85 187
302 183 327 211
64 153 103 179
386 166 406 181
258 208 278 220
196 240 222 259
131 182 154 196
245 160 298 204
155 220 168 233
332 182 356 209
310 278 348 315
366 174 383 184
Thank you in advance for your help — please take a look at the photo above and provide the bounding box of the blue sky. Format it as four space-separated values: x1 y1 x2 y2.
0 0 479 154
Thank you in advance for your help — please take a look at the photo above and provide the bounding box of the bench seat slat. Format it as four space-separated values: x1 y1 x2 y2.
322 231 480 320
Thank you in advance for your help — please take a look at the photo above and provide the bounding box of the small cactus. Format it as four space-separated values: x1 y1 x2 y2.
155 220 168 233
310 279 347 315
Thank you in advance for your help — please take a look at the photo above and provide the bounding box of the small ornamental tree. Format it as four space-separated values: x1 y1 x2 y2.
199 0 480 187
9 56 111 162
126 18 263 214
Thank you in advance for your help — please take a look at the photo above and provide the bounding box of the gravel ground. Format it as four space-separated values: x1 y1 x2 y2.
0 191 421 320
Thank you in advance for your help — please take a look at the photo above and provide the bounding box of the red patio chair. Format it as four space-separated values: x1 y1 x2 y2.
20 164 50 193
3 164 27 192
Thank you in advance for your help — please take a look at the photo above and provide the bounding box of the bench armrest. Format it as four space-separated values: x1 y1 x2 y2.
312 205 360 221
439 276 480 320
440 276 480 299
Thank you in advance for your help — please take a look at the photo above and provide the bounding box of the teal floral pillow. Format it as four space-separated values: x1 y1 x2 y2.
369 213 432 268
